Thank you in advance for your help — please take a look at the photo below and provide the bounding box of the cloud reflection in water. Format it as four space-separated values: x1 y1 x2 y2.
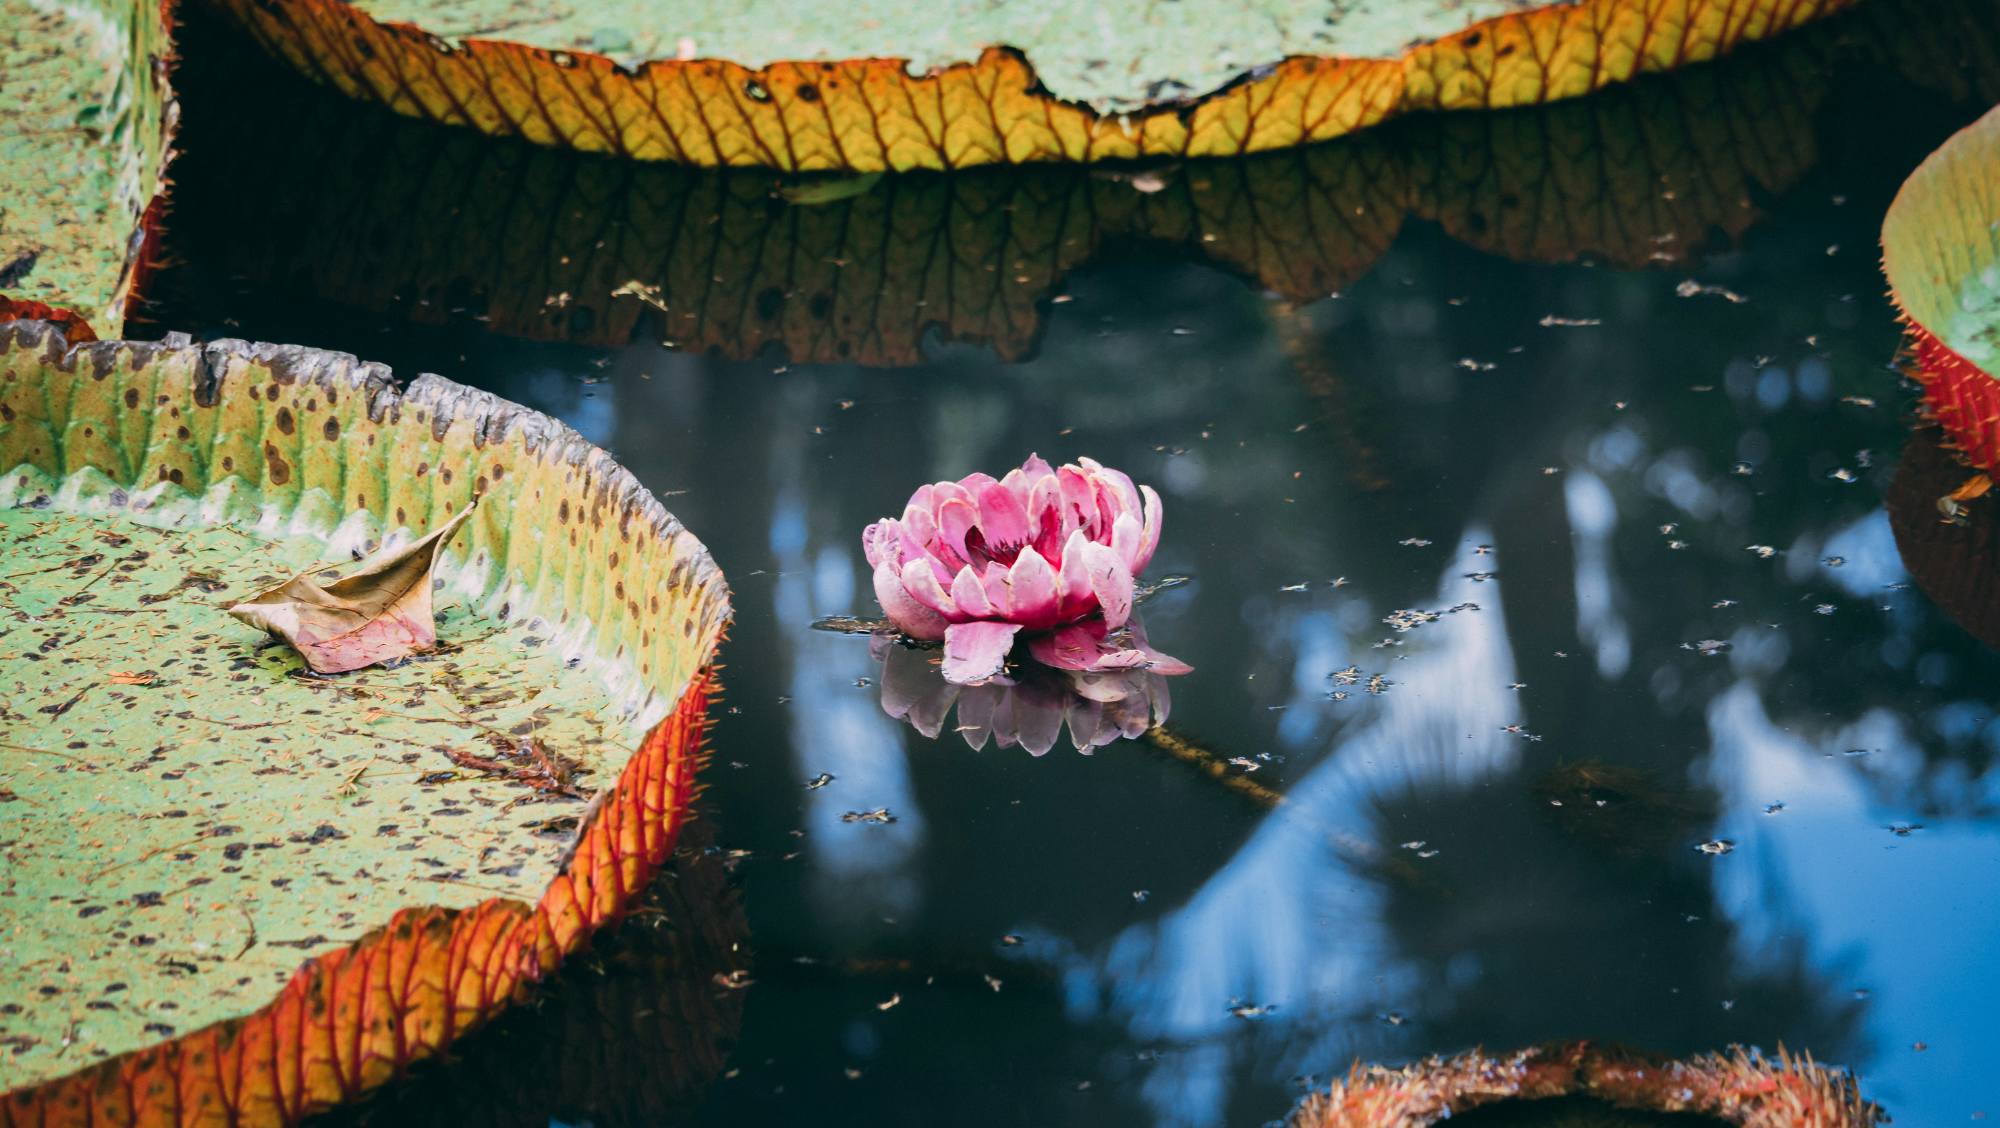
1043 533 1521 1128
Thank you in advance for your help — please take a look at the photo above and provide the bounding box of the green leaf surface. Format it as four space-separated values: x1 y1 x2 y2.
0 0 174 334
0 324 729 1090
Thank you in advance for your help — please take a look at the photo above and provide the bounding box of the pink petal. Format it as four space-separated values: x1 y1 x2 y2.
1133 485 1163 574
1019 453 1056 487
942 621 1022 684
1082 541 1134 630
1056 529 1097 622
1095 462 1144 519
1027 475 1064 560
1058 466 1095 538
1124 613 1192 675
956 471 999 494
950 565 997 618
901 557 964 621
874 560 948 641
903 497 956 572
981 562 1011 612
862 519 899 570
977 481 1031 555
931 480 973 515
1005 546 1061 629
938 497 981 569
1109 512 1145 574
1027 624 1103 671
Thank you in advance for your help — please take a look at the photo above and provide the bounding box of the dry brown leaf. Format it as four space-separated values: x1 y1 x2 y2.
227 504 476 673
1949 474 1994 502
107 671 156 685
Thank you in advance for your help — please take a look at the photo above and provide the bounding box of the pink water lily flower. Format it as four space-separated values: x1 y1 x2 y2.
863 454 1191 685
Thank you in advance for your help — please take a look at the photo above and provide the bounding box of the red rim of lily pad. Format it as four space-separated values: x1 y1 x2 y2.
1289 1040 1880 1128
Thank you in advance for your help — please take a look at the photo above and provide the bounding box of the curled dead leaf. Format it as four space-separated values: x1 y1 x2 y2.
227 504 476 673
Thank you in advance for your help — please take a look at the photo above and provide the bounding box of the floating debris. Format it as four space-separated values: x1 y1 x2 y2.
1279 582 1310 592
840 808 896 824
1228 758 1262 772
1765 803 1786 815
1683 639 1732 656
1889 824 1923 837
1398 538 1432 547
999 934 1025 947
876 994 902 1011
1131 890 1150 902
1695 840 1735 856
1383 608 1442 632
805 773 836 789
1674 279 1749 302
1400 841 1426 850
1745 544 1777 557
1229 1002 1278 1018
1539 315 1602 327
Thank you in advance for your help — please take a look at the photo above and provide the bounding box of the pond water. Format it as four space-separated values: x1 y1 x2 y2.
143 6 2000 1126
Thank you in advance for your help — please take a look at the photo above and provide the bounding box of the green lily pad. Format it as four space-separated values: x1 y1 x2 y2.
1883 103 2000 374
0 0 174 334
0 321 729 1093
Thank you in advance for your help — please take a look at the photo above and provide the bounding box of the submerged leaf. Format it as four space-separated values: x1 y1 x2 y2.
169 0 2000 363
228 502 476 672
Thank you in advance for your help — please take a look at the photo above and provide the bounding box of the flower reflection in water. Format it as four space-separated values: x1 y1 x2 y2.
871 615 1175 756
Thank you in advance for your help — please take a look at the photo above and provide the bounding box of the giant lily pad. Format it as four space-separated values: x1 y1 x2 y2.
170 0 1992 365
0 319 730 1124
204 0 1853 171
1883 101 2000 474
0 0 175 336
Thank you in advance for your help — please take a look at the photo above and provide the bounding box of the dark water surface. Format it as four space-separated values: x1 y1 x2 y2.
146 5 2000 1126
